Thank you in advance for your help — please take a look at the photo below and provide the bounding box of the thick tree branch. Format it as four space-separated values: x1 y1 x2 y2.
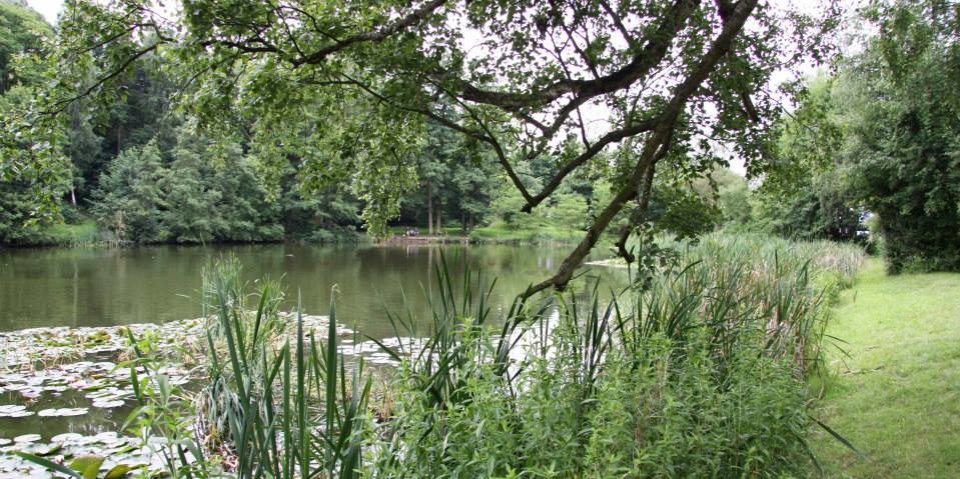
521 117 659 212
292 0 449 66
522 0 760 295
523 130 671 297
449 0 700 111
614 156 658 264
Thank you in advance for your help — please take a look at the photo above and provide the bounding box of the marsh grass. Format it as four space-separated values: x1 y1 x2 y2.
364 236 865 477
192 257 371 479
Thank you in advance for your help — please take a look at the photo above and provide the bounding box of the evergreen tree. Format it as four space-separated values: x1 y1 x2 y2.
91 143 166 242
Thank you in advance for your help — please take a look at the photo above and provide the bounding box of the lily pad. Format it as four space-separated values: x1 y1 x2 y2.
91 399 125 409
50 433 83 443
0 405 34 418
13 434 41 443
37 407 89 417
69 455 105 479
104 464 137 479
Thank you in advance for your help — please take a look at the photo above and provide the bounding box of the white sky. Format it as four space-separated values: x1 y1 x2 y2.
26 0 61 24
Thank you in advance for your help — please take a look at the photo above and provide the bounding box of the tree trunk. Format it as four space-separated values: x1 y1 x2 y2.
427 179 433 235
436 204 442 235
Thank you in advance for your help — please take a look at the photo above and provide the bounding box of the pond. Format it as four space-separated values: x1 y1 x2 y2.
0 243 624 336
0 243 627 466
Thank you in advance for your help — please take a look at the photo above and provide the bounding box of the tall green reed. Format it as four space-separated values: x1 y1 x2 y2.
369 235 865 477
196 257 371 479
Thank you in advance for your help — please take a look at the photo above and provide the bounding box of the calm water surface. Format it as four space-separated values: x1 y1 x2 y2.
0 243 623 336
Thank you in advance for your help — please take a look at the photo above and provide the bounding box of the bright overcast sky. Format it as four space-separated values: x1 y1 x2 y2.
27 0 62 24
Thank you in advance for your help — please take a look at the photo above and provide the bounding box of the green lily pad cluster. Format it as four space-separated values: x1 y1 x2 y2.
0 360 194 422
0 431 172 479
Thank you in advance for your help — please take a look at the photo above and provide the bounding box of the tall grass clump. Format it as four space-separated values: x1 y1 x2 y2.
123 235 863 478
367 237 863 477
195 257 372 478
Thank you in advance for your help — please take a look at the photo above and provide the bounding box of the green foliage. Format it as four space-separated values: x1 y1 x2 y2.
0 0 50 93
94 235 862 478
90 143 166 242
160 132 284 244
0 2 68 226
368 235 863 477
751 2 960 272
750 76 863 242
7 0 841 277
646 184 722 240
199 257 371 479
841 1 960 272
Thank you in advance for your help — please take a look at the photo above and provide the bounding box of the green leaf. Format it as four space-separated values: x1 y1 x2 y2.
15 452 82 478
69 455 105 479
105 464 137 479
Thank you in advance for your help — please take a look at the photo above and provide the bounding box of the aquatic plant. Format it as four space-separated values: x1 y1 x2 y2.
193 257 372 478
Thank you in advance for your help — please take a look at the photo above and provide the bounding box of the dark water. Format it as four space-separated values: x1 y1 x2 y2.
0 243 623 337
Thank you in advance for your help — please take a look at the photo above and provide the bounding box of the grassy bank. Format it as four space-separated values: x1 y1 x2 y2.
384 222 585 245
813 259 960 477
9 217 102 247
468 222 584 244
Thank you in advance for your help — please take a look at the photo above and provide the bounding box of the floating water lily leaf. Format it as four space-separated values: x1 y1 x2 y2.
69 455 104 479
14 434 41 443
38 407 89 417
15 452 82 478
0 404 36 418
91 400 125 409
50 433 83 443
93 432 118 443
19 442 62 456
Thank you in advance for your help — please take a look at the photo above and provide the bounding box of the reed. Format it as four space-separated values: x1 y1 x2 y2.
193 256 371 479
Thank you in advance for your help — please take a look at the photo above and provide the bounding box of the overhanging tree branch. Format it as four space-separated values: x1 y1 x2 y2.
444 0 700 112
522 0 760 295
291 0 450 67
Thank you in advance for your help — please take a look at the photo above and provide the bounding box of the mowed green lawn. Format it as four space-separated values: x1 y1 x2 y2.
813 259 960 477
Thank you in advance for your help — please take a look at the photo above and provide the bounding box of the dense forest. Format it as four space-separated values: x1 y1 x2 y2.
0 0 754 248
